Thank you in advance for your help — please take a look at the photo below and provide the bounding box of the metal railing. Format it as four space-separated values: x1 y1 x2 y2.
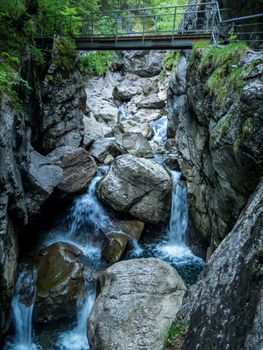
36 2 219 43
35 2 263 48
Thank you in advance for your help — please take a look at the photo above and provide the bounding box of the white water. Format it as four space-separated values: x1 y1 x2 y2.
4 267 41 350
56 284 95 350
130 239 144 257
43 169 111 260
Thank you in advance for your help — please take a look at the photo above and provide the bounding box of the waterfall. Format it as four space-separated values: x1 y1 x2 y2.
56 283 95 350
4 266 40 350
168 171 188 245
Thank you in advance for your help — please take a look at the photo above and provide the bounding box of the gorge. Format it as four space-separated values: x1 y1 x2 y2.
0 1 263 350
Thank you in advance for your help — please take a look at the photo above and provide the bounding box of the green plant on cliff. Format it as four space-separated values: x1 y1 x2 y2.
162 50 180 72
80 51 117 77
52 36 77 75
165 323 188 349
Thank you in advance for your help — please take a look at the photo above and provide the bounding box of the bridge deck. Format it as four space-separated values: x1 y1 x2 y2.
36 33 211 50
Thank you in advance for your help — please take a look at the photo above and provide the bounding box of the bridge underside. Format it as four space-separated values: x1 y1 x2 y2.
36 33 211 50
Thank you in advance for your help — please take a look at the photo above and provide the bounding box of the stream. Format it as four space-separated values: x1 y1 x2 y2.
4 75 204 350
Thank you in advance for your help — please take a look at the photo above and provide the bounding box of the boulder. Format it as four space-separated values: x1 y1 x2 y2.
96 155 171 223
101 219 145 264
83 115 113 148
112 85 139 101
120 50 165 77
115 132 153 158
89 138 123 164
137 94 166 109
88 258 186 350
48 147 97 195
177 180 263 350
34 242 85 322
115 119 153 140
134 108 164 123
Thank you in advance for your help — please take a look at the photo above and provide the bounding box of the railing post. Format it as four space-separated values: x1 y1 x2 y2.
115 13 118 45
172 7 177 43
91 13 94 45
142 10 146 44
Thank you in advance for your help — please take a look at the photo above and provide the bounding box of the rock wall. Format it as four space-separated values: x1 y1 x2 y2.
167 48 263 253
0 40 89 337
177 179 263 350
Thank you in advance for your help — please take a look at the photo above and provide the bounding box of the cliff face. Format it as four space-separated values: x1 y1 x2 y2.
167 47 263 253
0 40 87 337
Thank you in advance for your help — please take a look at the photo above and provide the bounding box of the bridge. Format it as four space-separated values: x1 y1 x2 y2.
36 1 263 50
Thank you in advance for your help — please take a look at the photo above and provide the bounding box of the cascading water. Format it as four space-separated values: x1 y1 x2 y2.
56 283 95 350
4 266 40 350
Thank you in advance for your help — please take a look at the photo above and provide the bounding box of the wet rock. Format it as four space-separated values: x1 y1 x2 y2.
120 50 165 77
167 49 263 250
115 132 153 158
88 258 186 350
178 180 263 350
137 94 166 109
96 154 171 223
34 242 85 322
83 115 113 148
134 108 164 123
101 219 144 264
89 138 123 164
48 147 97 195
41 40 85 153
115 120 153 140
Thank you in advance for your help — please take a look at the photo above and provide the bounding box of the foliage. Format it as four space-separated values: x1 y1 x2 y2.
242 118 253 138
80 51 117 77
197 42 248 104
52 36 77 74
162 50 180 72
165 323 187 349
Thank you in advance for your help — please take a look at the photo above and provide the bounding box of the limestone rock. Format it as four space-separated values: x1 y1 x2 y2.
112 85 139 101
34 242 85 322
88 258 186 350
83 115 113 148
48 147 97 195
115 120 153 139
115 132 153 158
101 219 144 264
89 138 123 164
120 50 165 77
96 154 171 223
137 94 166 109
177 180 263 350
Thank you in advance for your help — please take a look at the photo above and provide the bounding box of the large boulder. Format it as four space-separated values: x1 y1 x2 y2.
89 138 123 164
88 258 186 350
112 84 139 101
101 219 145 264
96 155 171 223
48 147 97 195
177 179 263 350
120 50 165 77
115 132 153 158
115 120 153 139
34 242 85 322
137 94 166 109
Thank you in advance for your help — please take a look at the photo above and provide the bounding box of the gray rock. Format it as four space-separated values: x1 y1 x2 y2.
177 179 263 350
48 147 97 195
41 42 85 153
96 154 171 223
115 120 153 140
115 132 153 158
120 50 165 77
89 138 123 164
112 85 139 101
137 94 166 109
88 258 186 350
83 115 113 148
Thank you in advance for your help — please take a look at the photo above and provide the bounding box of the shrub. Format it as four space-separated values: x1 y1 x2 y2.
80 50 117 77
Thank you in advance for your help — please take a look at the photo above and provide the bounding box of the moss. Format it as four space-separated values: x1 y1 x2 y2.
196 43 248 105
257 248 263 260
162 50 180 72
211 112 235 142
165 323 188 349
242 118 253 138
52 36 77 75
